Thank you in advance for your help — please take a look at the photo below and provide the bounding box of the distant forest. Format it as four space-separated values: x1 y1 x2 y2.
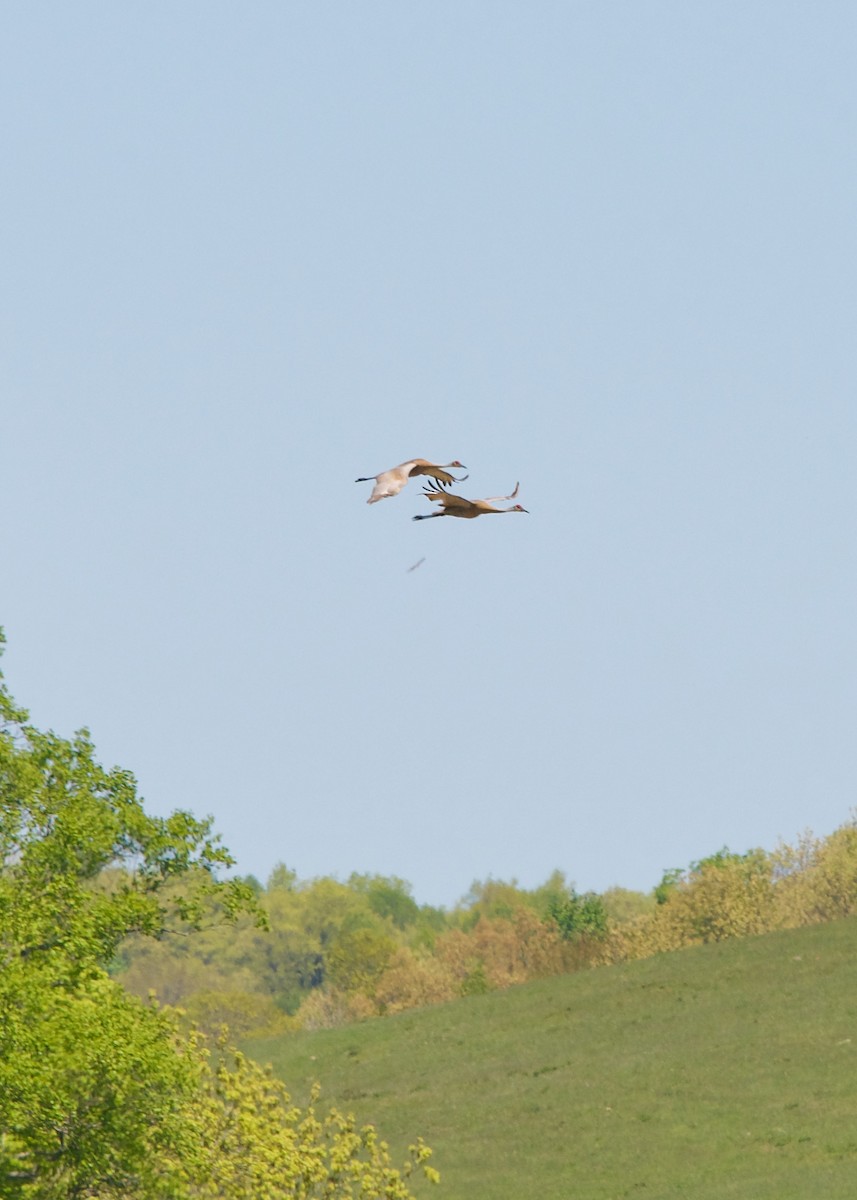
115 820 857 1039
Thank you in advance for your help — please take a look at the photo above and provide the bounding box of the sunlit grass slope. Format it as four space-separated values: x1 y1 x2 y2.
245 918 857 1199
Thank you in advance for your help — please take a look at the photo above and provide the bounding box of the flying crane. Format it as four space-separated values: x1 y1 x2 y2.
356 458 468 504
413 481 528 521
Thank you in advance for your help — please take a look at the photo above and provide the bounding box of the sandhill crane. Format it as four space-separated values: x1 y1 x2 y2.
413 482 528 520
356 459 468 504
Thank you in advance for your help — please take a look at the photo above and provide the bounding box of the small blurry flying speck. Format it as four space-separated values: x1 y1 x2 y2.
407 557 426 573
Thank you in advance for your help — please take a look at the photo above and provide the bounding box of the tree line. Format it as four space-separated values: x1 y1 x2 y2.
115 821 857 1036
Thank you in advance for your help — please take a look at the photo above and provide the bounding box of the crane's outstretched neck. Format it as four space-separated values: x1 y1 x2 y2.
412 513 443 521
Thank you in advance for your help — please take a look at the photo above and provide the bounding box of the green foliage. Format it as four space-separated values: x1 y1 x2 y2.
460 878 526 923
0 681 257 986
348 873 421 929
0 636 435 1199
546 891 608 940
459 963 489 996
600 886 656 923
527 869 576 917
602 826 857 966
326 926 396 995
771 823 857 925
181 1039 439 1199
0 639 251 1194
182 989 297 1040
654 867 683 905
0 970 201 1198
267 862 298 891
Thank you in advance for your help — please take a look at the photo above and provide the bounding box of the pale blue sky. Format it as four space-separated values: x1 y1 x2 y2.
3 3 857 906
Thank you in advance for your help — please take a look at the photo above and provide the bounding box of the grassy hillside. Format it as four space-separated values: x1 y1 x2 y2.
245 917 857 1199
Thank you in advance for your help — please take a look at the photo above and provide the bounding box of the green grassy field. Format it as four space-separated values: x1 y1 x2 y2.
245 918 857 1199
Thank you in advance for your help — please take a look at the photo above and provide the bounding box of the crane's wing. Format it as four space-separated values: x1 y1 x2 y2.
409 463 469 486
421 485 475 510
433 469 469 486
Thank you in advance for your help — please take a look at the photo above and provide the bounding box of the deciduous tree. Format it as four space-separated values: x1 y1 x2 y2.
0 635 436 1198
